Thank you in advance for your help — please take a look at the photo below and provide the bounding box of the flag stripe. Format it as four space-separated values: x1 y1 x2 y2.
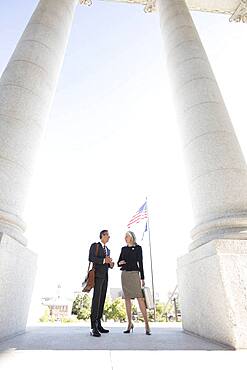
127 213 148 225
127 213 148 227
127 201 148 228
128 212 148 224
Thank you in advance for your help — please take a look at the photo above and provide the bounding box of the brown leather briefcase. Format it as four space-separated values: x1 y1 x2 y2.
82 243 99 293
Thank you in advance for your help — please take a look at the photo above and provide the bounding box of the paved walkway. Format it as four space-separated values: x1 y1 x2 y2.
0 322 245 370
0 322 228 351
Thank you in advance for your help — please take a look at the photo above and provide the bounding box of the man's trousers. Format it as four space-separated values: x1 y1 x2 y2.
90 276 108 328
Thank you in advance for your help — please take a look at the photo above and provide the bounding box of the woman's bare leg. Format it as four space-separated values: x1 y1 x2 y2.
137 297 150 330
125 298 132 327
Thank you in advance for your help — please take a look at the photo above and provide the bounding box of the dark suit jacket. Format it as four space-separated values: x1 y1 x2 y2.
89 242 110 278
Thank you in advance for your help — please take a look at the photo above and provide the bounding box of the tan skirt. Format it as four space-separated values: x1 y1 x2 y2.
121 271 143 299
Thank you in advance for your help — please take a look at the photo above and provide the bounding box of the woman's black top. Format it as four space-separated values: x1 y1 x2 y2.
117 245 144 280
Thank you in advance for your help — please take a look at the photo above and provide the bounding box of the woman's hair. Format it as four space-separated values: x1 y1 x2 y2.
125 230 137 245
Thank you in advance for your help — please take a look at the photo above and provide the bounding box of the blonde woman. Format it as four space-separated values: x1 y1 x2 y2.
117 231 151 335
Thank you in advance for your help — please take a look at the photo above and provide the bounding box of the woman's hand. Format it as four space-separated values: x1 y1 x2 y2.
118 260 126 266
141 279 145 288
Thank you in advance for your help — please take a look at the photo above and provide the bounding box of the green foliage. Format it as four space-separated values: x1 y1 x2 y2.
39 308 56 323
164 302 173 314
103 297 126 322
72 294 127 322
156 302 166 322
103 297 112 321
77 307 91 320
61 316 78 323
40 296 179 324
110 298 126 322
72 293 92 320
132 303 138 315
39 308 50 322
71 294 82 315
146 302 172 322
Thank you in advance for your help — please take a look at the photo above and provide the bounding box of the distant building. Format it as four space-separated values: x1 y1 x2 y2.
41 284 73 320
109 288 160 302
110 288 122 300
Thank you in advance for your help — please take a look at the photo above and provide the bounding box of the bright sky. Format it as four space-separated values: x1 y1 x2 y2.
1 1 247 319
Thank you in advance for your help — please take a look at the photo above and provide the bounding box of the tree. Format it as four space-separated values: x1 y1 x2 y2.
82 294 91 310
146 302 168 322
77 307 91 320
39 308 50 323
72 294 82 315
103 297 127 322
103 297 112 321
156 302 166 322
72 293 92 320
109 298 126 322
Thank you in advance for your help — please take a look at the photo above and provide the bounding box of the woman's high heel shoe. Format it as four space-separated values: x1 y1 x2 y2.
145 326 151 335
123 323 134 333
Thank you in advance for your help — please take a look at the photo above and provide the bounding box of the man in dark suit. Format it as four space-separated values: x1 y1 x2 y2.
89 229 114 337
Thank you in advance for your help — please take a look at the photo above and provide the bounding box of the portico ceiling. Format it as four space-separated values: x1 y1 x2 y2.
104 0 241 13
186 0 240 14
81 0 246 22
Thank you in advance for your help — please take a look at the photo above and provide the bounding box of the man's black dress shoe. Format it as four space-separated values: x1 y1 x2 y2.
90 328 101 337
97 320 109 333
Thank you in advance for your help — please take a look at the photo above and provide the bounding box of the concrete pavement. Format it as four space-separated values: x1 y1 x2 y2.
0 322 245 370
0 322 229 351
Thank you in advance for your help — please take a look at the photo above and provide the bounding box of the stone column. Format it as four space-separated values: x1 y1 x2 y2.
158 0 247 348
158 0 247 250
0 0 78 340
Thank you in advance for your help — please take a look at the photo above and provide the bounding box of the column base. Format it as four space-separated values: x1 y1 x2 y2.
177 239 247 349
190 214 247 250
0 233 37 341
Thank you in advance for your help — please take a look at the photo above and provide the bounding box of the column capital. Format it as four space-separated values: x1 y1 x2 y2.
144 0 156 13
230 0 247 23
79 0 93 6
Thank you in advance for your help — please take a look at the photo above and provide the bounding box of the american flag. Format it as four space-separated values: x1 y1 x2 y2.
127 201 148 228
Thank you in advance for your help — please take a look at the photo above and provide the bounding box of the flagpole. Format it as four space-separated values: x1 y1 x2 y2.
146 197 156 322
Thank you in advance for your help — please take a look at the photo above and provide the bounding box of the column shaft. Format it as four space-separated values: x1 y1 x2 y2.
0 0 78 244
158 0 247 249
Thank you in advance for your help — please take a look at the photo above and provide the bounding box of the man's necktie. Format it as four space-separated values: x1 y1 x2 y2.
103 246 106 258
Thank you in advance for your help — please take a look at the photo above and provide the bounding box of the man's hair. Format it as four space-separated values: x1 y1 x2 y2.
100 230 108 239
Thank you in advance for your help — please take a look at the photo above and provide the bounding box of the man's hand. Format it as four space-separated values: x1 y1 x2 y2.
105 256 112 264
110 261 115 269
